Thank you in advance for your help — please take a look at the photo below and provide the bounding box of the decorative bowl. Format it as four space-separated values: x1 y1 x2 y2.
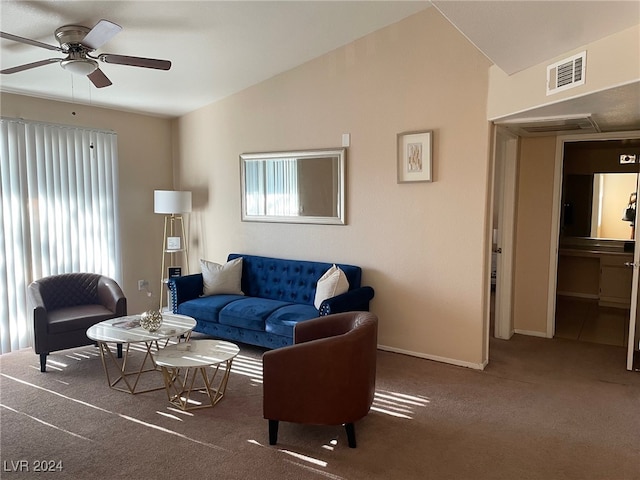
140 310 163 332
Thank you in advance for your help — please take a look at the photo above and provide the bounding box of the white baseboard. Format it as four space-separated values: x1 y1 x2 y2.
557 291 598 300
377 344 487 370
514 329 550 338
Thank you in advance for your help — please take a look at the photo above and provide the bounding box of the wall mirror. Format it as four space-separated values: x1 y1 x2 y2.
561 172 638 240
240 148 345 225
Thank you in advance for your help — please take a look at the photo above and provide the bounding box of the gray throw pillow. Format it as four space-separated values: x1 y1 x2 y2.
200 257 244 296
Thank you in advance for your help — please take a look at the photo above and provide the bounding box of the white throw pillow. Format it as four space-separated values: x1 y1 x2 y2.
314 264 349 309
200 257 244 296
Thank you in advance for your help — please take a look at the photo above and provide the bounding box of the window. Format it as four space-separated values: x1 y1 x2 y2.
0 118 121 354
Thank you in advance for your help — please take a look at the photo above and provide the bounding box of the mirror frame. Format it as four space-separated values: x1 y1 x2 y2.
240 148 346 225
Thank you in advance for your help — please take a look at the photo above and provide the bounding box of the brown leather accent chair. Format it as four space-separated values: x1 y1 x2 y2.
28 273 127 372
263 311 378 448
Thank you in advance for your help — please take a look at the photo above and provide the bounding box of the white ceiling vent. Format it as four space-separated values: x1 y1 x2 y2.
498 114 600 137
547 51 586 95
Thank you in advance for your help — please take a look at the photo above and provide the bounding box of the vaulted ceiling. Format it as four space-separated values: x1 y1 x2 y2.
1 1 638 129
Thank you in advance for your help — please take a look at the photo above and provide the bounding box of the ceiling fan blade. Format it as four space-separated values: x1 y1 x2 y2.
98 53 171 70
1 58 61 74
87 68 112 88
81 19 122 50
0 31 62 52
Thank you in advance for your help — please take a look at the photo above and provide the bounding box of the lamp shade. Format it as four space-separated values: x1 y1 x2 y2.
60 58 98 75
154 190 192 214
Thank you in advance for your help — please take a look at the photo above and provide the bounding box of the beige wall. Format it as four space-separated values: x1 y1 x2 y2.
173 9 493 368
513 136 557 335
488 25 640 121
1 93 174 314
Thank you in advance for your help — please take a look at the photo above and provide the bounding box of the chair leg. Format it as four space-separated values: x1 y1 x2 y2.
117 343 123 358
268 420 279 445
39 353 47 372
345 423 357 448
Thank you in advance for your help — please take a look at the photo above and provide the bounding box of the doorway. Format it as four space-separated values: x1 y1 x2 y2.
548 132 640 370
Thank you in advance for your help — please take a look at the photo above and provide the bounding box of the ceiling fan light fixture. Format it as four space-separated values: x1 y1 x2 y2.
60 58 98 76
2 18 170 89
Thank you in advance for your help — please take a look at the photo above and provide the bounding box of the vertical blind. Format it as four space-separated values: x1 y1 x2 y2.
245 159 299 216
0 117 121 354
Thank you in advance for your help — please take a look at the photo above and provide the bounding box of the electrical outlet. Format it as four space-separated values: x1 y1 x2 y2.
138 280 148 291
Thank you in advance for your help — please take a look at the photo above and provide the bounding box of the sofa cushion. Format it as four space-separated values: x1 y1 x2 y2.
227 253 363 306
265 304 320 337
219 297 293 332
201 257 244 296
177 294 244 323
47 305 116 334
314 264 349 309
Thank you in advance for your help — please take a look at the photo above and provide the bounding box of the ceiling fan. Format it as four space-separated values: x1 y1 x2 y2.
0 19 171 88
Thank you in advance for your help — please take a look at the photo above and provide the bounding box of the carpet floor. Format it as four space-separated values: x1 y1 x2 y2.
1 332 639 480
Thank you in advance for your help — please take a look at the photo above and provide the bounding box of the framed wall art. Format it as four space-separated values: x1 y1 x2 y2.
397 130 433 183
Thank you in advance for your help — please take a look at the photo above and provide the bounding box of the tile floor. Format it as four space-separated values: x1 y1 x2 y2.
554 296 630 347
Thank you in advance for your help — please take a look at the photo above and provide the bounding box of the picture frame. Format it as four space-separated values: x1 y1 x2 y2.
168 266 182 278
166 236 181 250
397 130 433 183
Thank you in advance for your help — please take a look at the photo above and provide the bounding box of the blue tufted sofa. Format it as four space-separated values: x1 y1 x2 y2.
168 253 375 349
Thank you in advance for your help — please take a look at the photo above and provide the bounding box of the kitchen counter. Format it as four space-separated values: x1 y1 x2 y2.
559 247 633 257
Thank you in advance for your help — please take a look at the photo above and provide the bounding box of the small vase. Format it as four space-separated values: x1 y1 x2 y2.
140 310 163 332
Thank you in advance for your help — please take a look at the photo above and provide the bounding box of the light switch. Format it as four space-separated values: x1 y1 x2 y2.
342 133 350 147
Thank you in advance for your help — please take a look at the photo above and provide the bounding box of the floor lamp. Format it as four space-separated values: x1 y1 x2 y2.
154 190 192 310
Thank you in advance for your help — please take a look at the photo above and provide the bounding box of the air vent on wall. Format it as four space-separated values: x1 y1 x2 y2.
498 114 600 137
547 51 586 95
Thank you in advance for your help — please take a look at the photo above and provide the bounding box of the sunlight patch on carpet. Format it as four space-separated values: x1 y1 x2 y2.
2 373 228 452
46 358 69 369
247 439 344 478
283 460 345 480
1 404 94 442
230 354 263 385
321 439 338 451
279 449 328 467
166 406 194 417
1 374 113 414
119 414 228 451
155 410 183 421
371 390 430 419
65 351 98 361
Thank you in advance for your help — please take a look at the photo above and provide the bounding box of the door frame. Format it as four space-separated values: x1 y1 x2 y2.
492 127 519 340
626 173 640 370
548 131 640 364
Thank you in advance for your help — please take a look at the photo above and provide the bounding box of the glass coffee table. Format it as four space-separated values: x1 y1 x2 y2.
154 339 240 411
87 313 196 394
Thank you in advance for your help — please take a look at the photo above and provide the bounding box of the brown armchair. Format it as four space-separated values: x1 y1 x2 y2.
28 273 127 372
262 311 378 448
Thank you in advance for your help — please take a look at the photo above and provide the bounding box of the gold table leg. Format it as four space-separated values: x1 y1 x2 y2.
96 340 169 394
160 359 235 410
